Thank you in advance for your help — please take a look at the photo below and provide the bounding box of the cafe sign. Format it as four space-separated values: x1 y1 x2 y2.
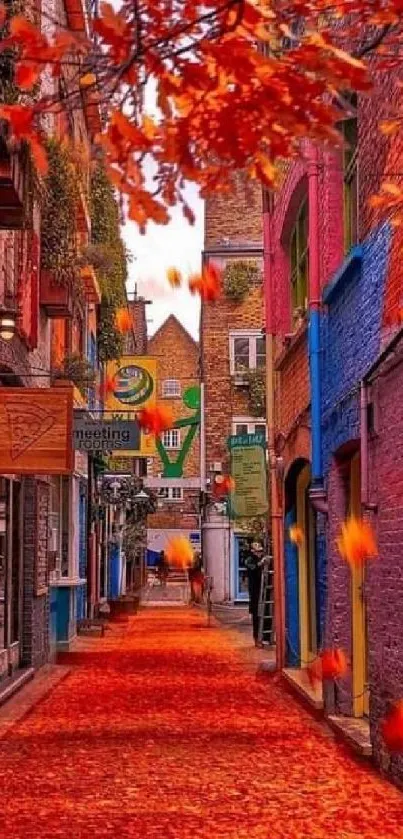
0 388 73 475
73 417 140 452
227 433 268 519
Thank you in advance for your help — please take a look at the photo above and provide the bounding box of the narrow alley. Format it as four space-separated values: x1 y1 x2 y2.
0 608 402 839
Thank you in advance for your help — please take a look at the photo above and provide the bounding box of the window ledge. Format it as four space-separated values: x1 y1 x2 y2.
282 667 324 710
322 245 363 305
275 320 308 371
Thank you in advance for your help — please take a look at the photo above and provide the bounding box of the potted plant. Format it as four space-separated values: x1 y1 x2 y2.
52 353 96 396
223 260 261 303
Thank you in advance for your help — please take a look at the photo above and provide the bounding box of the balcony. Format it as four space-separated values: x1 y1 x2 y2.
80 265 101 305
0 133 24 230
40 270 73 318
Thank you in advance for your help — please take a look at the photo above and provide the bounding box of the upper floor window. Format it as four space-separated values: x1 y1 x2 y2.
233 420 266 441
230 332 266 373
162 379 181 398
162 429 181 450
158 487 183 501
290 199 309 319
341 94 358 253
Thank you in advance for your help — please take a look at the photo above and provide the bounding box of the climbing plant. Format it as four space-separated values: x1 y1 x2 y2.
0 0 25 105
52 352 96 396
223 261 260 303
246 368 266 417
90 164 129 363
40 139 79 287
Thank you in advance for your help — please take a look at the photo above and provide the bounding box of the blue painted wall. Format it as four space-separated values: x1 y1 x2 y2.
109 543 121 600
284 508 300 666
55 587 74 643
321 225 391 475
76 487 87 621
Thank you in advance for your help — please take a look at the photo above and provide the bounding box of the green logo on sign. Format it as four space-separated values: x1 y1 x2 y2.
114 364 154 406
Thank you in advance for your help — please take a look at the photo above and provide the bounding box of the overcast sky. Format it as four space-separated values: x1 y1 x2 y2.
122 182 203 341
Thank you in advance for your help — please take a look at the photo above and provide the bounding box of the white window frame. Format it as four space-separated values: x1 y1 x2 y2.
232 418 267 437
162 379 181 398
229 330 265 374
162 429 181 450
157 487 183 502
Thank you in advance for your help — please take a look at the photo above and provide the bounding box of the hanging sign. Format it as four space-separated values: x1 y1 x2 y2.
105 356 157 455
0 387 73 475
73 417 140 452
227 433 268 519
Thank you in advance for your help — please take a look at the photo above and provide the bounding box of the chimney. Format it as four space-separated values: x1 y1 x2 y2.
126 285 152 355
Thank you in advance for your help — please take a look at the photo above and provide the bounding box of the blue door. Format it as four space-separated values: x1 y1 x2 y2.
234 535 250 601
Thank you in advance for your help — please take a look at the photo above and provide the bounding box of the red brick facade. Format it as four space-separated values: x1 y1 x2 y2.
147 316 200 535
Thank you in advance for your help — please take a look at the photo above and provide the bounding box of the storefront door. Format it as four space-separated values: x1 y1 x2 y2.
0 477 22 681
234 535 250 601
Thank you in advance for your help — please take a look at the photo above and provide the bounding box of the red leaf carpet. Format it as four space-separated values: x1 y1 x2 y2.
1 608 402 838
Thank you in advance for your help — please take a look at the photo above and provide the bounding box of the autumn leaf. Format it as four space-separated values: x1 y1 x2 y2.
336 517 377 567
381 700 403 752
289 525 304 547
137 405 174 436
165 535 194 569
15 62 41 90
188 263 222 302
379 119 402 136
307 649 348 689
79 73 97 87
166 267 182 288
115 308 132 333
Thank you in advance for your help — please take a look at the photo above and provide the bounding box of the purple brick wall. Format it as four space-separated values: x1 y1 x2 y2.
367 354 403 785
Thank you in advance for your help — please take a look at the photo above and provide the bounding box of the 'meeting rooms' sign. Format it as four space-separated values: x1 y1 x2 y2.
73 417 140 452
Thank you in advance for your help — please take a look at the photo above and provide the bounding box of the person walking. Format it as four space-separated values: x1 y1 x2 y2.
189 552 205 604
245 542 265 646
156 550 168 587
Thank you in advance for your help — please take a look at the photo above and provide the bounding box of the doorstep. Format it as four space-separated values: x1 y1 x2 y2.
0 667 35 708
326 714 372 758
282 667 324 711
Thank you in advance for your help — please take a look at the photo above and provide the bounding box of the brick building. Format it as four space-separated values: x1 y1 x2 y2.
145 315 201 561
201 178 267 602
265 70 403 784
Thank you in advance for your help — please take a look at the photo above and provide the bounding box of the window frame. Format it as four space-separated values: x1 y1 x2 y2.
289 198 309 319
157 486 184 502
162 429 181 450
162 379 181 399
340 96 358 254
232 418 267 439
229 331 266 374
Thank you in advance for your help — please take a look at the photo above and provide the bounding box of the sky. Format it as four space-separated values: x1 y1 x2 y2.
121 182 204 342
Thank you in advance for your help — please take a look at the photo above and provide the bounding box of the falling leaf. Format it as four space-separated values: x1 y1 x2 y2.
213 475 235 497
79 72 97 87
289 525 304 547
336 517 377 567
188 263 221 302
166 267 182 288
379 119 401 136
307 648 348 689
165 535 194 569
137 405 174 435
381 701 403 752
115 308 132 333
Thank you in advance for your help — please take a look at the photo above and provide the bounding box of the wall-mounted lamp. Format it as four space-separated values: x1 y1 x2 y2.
0 307 17 342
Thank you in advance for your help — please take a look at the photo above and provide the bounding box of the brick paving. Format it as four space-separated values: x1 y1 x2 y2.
0 607 402 839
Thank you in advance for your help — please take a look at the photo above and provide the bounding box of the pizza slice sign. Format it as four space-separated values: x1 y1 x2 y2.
5 402 55 461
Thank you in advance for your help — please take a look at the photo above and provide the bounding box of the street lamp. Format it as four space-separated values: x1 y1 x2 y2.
0 307 17 341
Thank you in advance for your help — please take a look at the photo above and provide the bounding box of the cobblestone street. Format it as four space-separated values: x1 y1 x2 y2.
0 607 402 839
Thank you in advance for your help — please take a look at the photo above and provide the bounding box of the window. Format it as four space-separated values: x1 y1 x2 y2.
162 379 181 398
233 420 266 442
162 429 181 449
157 487 183 501
290 199 309 317
230 333 266 373
341 94 358 253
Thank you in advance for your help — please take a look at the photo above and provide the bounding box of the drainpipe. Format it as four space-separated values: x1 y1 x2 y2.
360 382 369 509
263 189 285 670
307 147 328 515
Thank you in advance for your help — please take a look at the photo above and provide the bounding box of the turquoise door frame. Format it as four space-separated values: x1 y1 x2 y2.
233 534 250 602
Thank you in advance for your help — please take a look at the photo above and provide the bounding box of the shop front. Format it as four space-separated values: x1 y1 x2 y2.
0 476 22 683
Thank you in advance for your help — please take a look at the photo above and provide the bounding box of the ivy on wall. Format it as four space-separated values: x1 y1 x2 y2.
246 367 266 417
40 139 79 287
0 0 25 104
90 164 129 363
223 260 261 303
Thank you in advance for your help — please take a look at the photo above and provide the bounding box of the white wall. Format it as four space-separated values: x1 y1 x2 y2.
202 517 232 603
147 529 201 555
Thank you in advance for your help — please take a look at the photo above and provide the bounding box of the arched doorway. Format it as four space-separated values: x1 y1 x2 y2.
284 459 319 667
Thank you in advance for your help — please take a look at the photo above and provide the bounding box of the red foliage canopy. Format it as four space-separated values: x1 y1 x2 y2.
0 0 403 227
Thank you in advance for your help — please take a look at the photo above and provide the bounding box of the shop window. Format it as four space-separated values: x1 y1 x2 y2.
289 199 309 320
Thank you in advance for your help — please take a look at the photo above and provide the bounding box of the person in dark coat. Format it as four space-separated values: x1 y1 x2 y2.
245 542 265 646
156 550 168 586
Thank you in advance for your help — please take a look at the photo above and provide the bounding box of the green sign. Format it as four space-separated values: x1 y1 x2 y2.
227 433 268 519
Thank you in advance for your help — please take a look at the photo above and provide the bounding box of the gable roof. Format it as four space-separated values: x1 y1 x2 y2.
148 314 198 350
